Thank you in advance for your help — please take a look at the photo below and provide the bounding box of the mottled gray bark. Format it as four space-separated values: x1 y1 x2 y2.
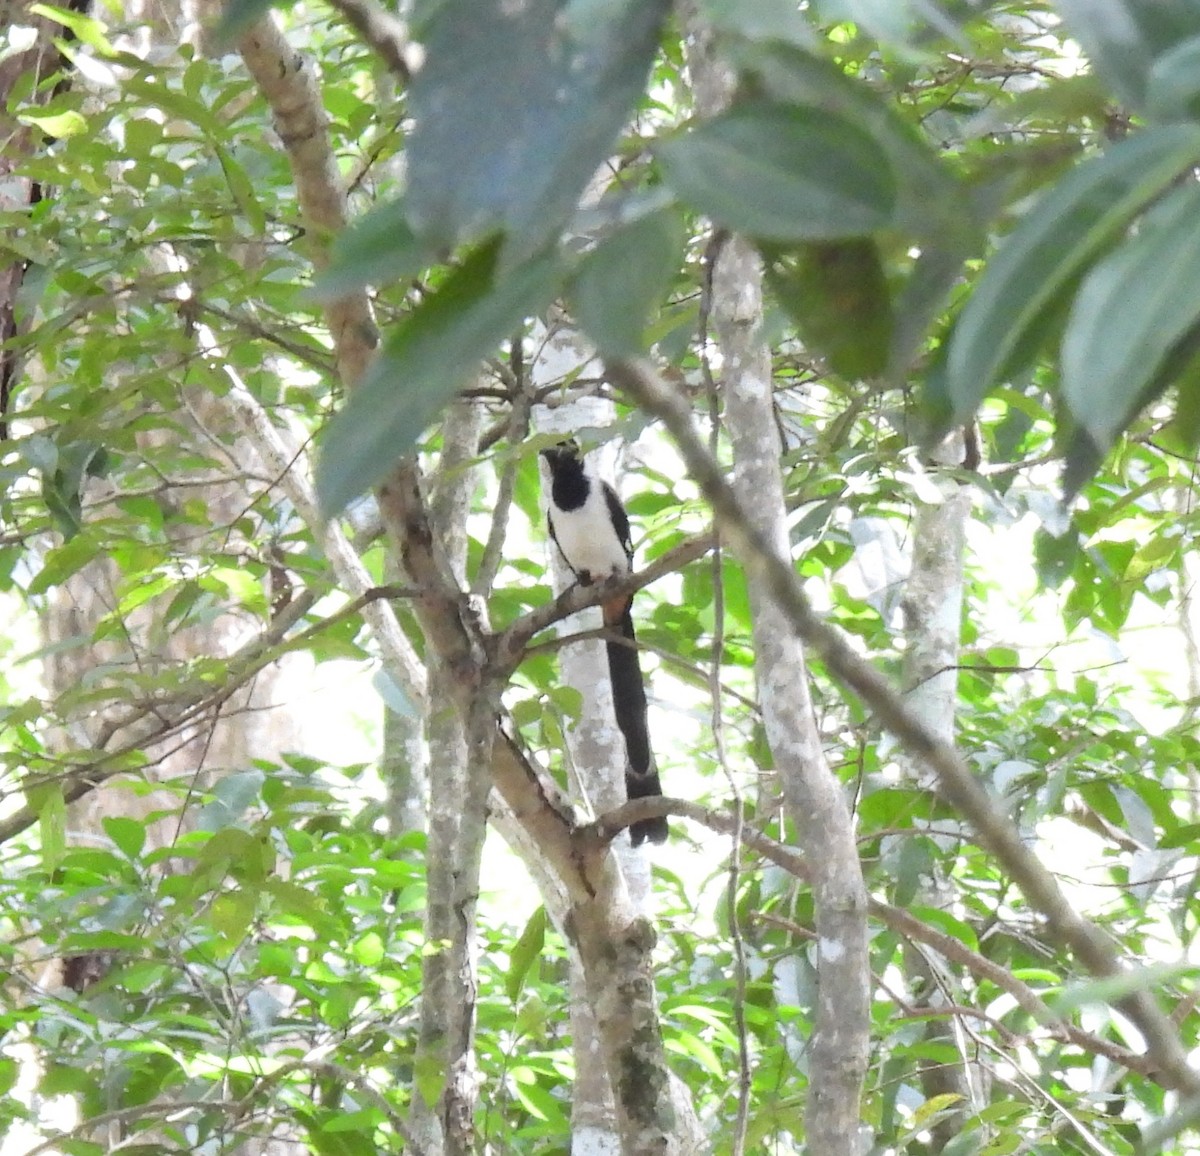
532 321 670 1149
567 884 676 1156
533 333 626 1148
689 31 870 1153
901 490 971 757
899 487 975 1151
381 615 429 838
710 234 871 1156
409 400 490 1155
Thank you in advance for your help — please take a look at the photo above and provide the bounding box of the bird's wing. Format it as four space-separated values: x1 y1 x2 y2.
602 481 634 563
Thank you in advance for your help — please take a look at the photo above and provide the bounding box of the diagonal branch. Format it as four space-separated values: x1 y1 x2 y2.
325 0 420 81
236 14 427 710
219 372 427 711
595 794 1169 1086
0 584 423 848
493 527 716 670
237 16 377 387
607 355 1200 1098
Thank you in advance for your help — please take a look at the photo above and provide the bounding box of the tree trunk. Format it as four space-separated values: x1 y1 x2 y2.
689 28 871 1152
899 482 975 1151
532 315 673 1150
409 399 490 1155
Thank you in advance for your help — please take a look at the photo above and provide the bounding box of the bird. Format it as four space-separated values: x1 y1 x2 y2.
541 438 668 846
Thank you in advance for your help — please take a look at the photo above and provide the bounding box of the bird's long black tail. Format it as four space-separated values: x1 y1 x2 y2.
604 599 668 846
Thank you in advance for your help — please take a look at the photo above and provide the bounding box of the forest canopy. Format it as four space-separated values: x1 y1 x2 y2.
2 1 1200 1155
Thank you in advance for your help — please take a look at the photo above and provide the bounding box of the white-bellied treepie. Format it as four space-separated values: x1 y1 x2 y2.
541 439 668 846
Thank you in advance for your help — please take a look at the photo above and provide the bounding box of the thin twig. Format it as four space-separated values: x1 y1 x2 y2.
0 585 420 846
473 342 532 596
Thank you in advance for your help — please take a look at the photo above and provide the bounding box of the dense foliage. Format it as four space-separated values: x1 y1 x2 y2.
3 0 1200 1153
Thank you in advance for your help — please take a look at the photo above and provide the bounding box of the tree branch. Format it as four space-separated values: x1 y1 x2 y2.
492 527 716 671
236 14 427 715
606 355 1200 1097
594 794 1169 1086
325 0 420 81
0 584 427 847
237 15 377 387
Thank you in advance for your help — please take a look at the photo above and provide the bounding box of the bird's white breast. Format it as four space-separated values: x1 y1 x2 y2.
549 480 630 581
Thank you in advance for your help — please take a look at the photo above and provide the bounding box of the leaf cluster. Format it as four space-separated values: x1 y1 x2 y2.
5 0 1200 1151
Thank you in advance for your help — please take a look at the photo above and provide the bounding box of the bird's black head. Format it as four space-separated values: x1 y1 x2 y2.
540 437 581 469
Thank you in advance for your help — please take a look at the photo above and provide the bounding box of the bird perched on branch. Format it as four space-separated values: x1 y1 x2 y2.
541 438 668 846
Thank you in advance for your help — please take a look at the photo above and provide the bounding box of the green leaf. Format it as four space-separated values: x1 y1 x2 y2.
908 906 979 953
263 879 340 938
1162 822 1200 850
42 1065 98 1098
59 1143 105 1156
889 229 979 379
316 240 564 516
205 565 269 616
1061 431 1109 502
1053 0 1200 114
121 77 224 138
1168 341 1200 444
941 124 1200 424
96 892 146 930
658 101 895 241
666 1030 726 1077
407 0 671 261
40 438 109 540
215 0 295 42
1050 960 1199 1012
200 769 266 830
39 787 67 876
1034 527 1078 589
694 0 814 45
352 931 385 966
1147 34 1200 121
569 208 686 357
891 836 933 907
215 146 266 233
909 1093 966 1131
17 109 88 138
102 816 145 860
764 239 893 378
29 3 116 54
413 1050 447 1111
1061 182 1200 456
196 827 259 876
211 888 257 942
678 42 981 374
728 45 976 239
506 906 547 1003
511 1076 568 1125
816 0 964 48
322 1108 385 1134
316 198 438 299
